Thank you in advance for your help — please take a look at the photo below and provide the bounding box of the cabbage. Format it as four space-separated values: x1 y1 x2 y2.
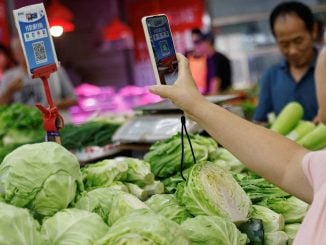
284 223 301 245
74 187 121 223
181 215 247 245
82 159 128 189
209 148 245 173
251 205 284 232
144 133 217 178
264 231 288 245
258 196 309 223
108 191 150 226
0 202 43 245
176 162 251 222
0 142 83 217
41 208 108 244
96 209 190 245
145 194 191 224
120 157 154 186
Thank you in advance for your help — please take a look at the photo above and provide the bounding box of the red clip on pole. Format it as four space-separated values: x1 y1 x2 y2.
32 64 64 144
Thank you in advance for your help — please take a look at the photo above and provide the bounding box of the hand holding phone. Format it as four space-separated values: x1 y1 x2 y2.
142 14 178 85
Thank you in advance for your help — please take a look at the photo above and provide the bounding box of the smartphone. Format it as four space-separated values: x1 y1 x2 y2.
142 14 178 85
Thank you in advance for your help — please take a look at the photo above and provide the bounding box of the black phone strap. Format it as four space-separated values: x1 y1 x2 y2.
180 114 196 180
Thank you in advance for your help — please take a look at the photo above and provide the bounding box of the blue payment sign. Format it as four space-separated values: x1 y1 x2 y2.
13 3 58 76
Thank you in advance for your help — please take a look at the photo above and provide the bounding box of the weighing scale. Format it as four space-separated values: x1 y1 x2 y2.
112 94 245 144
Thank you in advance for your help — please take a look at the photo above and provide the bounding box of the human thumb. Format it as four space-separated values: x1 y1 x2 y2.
149 85 173 99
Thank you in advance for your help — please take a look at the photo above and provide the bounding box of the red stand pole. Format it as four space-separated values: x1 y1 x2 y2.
32 64 64 144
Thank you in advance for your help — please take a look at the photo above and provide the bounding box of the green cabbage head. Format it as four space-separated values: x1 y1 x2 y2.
176 162 251 222
96 209 190 245
0 142 84 217
0 202 43 245
41 208 108 244
181 215 247 245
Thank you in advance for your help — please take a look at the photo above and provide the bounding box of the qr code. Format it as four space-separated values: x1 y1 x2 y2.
32 41 47 64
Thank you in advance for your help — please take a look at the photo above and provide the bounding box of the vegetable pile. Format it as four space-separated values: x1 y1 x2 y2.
270 101 326 150
0 129 310 244
0 103 123 162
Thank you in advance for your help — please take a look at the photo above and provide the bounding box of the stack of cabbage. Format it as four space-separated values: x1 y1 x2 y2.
0 132 308 244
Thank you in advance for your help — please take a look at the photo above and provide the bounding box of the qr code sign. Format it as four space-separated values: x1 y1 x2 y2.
32 41 47 64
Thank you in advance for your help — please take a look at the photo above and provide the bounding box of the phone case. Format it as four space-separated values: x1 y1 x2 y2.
142 14 177 85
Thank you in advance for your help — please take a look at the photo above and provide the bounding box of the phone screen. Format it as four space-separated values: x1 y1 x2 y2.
146 15 178 85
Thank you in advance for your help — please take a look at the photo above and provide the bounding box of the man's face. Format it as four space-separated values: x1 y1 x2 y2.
192 35 209 56
274 13 315 68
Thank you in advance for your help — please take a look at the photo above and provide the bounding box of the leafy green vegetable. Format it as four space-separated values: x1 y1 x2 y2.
209 148 245 173
41 208 108 245
74 187 121 224
119 157 154 186
0 103 43 134
234 173 290 203
264 231 288 245
176 162 251 222
284 223 301 245
0 202 43 245
0 142 84 217
144 133 217 178
258 196 308 224
95 209 190 245
181 215 247 245
82 159 128 189
108 191 150 226
251 205 284 232
145 194 191 224
60 120 121 149
270 102 303 135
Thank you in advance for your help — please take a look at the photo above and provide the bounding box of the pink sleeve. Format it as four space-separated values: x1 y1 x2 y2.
302 150 326 193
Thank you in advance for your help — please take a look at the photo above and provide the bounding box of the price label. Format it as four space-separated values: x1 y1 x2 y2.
13 3 58 76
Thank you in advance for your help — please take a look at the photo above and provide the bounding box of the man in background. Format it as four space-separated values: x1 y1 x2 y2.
253 1 318 123
187 29 232 95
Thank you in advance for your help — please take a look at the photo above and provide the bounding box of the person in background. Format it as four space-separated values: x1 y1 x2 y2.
0 37 77 110
150 53 325 244
188 28 232 95
253 1 318 123
0 43 15 81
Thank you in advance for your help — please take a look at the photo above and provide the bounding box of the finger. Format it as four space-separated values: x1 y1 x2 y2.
149 85 173 98
176 53 190 76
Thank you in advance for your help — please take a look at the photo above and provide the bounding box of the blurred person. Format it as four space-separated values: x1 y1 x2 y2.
0 37 77 110
150 53 326 244
253 1 318 123
187 28 232 95
0 43 15 81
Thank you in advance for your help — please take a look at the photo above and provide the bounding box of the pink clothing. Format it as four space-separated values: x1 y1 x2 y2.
294 150 326 245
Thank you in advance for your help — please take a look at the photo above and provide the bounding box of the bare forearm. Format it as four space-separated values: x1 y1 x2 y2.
0 90 14 105
189 99 312 202
55 98 77 110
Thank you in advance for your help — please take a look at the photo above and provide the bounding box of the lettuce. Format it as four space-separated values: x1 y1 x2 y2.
144 133 217 178
251 205 284 232
74 187 121 224
0 202 43 245
0 142 84 217
96 209 189 245
181 215 247 245
41 208 108 244
145 194 191 224
176 162 251 222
